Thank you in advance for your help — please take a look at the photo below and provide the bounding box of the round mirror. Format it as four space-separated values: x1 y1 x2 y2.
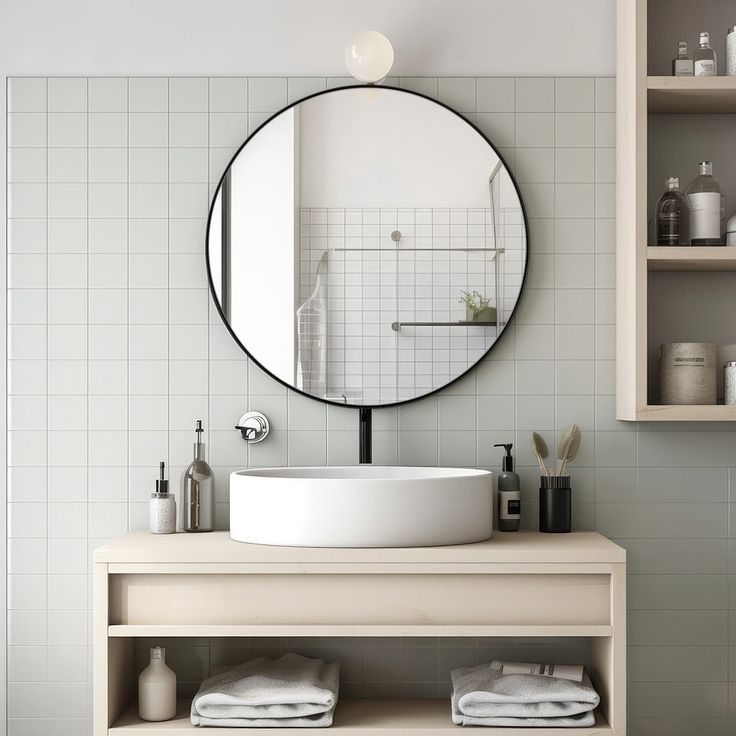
207 86 528 408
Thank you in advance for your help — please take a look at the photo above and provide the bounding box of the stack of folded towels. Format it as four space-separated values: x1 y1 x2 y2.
451 660 600 728
191 653 340 728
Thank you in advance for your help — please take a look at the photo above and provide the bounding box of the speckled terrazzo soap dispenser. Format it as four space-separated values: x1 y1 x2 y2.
149 462 176 534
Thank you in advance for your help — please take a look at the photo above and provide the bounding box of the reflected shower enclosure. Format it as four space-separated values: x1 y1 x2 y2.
208 86 528 407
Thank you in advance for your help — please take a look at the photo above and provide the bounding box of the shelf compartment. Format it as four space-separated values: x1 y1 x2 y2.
109 624 614 638
647 76 736 113
109 699 612 735
647 246 736 270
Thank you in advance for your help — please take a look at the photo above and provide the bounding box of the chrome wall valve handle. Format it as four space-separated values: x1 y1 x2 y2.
235 411 270 443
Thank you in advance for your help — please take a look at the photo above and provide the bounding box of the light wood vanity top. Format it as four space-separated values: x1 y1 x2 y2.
95 529 625 565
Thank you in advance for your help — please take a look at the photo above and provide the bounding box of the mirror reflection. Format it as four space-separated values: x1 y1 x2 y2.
208 86 528 407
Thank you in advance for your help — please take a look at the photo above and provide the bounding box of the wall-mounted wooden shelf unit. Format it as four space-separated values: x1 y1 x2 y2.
617 0 736 421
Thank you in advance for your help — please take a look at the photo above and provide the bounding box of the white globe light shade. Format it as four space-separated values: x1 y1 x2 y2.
345 31 394 84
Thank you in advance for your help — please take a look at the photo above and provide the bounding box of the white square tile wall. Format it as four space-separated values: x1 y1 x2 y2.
6 76 734 735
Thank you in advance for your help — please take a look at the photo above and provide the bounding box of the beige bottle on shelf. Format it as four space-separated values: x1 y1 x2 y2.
138 647 177 722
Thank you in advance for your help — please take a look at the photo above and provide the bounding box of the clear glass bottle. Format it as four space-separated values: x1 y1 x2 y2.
685 162 725 245
694 31 717 76
655 177 690 245
181 420 215 532
672 41 694 76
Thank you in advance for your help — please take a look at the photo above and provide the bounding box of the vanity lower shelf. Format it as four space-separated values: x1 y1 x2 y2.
108 624 613 638
110 699 612 735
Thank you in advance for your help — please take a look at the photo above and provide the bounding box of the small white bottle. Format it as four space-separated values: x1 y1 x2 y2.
694 31 717 76
138 647 177 722
727 213 736 246
150 462 176 534
727 26 736 76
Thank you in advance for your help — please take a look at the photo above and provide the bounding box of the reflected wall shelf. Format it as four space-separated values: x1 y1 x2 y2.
616 0 736 421
391 320 498 331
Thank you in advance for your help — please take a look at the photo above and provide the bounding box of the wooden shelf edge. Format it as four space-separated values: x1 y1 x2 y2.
647 76 736 113
110 698 612 735
635 404 736 421
108 624 614 638
647 76 736 91
647 246 736 270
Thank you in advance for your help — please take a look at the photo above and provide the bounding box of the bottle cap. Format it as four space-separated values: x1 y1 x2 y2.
665 176 679 190
699 31 710 44
493 443 514 472
698 161 713 176
152 461 170 498
150 646 165 659
677 40 688 56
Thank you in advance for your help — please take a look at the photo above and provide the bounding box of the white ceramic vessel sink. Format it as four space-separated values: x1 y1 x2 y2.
230 466 492 548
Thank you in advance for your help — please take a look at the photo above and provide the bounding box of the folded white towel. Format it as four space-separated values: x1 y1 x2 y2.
451 661 600 727
191 653 340 728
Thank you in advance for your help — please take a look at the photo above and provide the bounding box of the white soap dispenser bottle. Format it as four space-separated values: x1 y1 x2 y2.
138 646 177 721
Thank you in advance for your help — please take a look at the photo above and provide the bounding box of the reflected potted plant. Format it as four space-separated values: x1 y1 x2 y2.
459 290 497 323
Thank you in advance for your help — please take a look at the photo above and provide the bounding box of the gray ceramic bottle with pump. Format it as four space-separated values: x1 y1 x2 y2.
494 443 521 531
181 420 215 532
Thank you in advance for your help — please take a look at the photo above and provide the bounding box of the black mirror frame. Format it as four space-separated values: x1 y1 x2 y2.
205 83 530 410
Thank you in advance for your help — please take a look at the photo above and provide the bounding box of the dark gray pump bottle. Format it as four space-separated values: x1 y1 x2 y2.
494 443 521 532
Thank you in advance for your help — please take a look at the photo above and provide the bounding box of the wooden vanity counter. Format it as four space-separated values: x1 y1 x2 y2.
94 531 626 735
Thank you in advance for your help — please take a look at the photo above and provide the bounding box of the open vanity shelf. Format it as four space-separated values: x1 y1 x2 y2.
94 531 625 736
617 0 736 420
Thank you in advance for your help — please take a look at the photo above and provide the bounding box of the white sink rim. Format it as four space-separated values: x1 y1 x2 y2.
233 466 490 481
230 465 493 549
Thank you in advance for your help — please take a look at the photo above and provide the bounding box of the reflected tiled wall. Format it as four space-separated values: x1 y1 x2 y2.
298 206 524 403
6 76 733 736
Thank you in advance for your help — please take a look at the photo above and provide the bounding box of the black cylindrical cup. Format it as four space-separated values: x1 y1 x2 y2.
539 476 571 533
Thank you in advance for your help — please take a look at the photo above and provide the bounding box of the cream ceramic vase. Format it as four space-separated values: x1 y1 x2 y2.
138 647 177 721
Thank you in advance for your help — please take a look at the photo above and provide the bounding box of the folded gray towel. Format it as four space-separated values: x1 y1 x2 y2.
451 662 599 727
191 653 340 727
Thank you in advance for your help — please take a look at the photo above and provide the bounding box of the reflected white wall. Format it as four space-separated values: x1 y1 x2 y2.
229 108 299 383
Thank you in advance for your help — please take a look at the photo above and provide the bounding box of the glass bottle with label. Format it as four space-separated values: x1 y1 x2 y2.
672 41 694 76
655 177 690 245
694 31 717 76
685 162 725 245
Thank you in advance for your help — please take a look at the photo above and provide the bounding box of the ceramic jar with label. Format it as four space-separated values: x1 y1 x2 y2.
659 342 716 405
